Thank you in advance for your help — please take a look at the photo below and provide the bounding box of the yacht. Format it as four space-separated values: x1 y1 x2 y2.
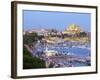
44 47 58 56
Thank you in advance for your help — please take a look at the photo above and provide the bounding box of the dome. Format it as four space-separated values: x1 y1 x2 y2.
63 24 83 34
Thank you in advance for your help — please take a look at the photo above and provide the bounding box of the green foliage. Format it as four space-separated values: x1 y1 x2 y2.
23 46 46 69
79 32 87 37
23 32 38 45
38 35 44 40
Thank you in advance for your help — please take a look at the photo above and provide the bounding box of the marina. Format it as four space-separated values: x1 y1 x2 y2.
25 40 91 68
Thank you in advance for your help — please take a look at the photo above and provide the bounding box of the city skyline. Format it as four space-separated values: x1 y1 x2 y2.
23 10 91 32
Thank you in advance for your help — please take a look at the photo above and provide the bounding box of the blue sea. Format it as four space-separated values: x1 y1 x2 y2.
37 43 90 58
36 42 91 67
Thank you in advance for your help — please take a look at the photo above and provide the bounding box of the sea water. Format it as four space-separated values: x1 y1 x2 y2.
36 42 91 67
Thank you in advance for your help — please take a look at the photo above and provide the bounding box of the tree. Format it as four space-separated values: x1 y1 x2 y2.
23 32 38 45
23 46 46 69
79 32 87 37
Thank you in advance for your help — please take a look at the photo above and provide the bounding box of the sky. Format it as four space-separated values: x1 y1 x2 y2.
23 10 91 32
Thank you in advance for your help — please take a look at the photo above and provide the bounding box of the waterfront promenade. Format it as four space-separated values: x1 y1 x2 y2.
24 43 90 68
44 55 90 68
